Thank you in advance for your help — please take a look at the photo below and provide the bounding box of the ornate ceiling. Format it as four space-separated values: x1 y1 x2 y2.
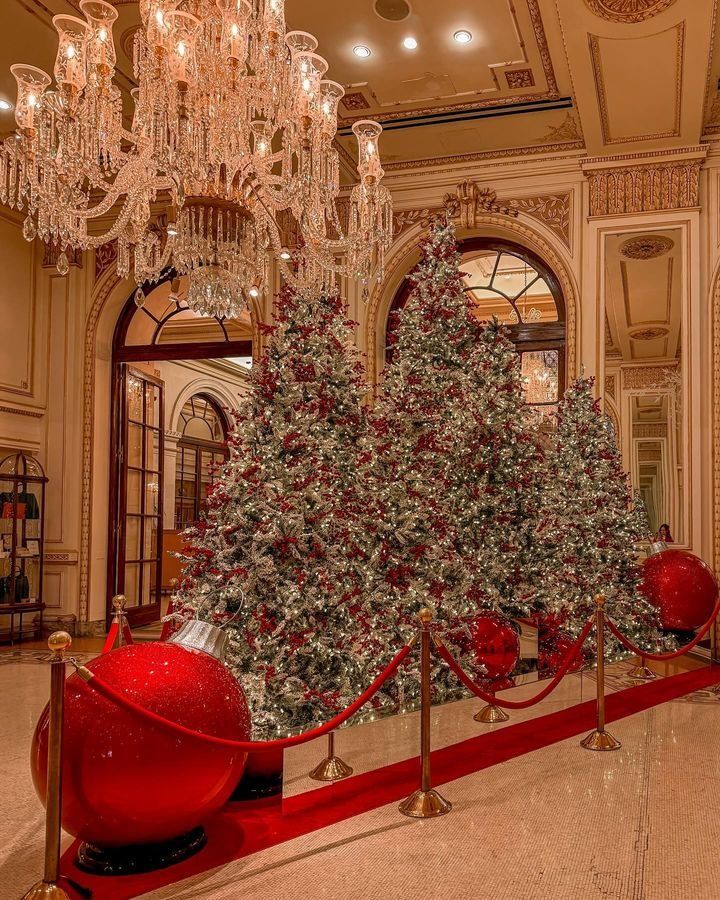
0 0 719 172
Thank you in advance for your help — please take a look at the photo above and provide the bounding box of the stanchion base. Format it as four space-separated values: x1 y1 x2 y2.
76 826 206 876
580 729 621 751
627 664 657 681
474 703 509 724
398 788 452 818
309 754 354 782
22 882 71 900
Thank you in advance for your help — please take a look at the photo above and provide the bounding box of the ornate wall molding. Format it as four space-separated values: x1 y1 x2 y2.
604 374 616 399
620 235 674 260
95 240 118 283
621 364 677 390
392 184 572 250
0 404 43 418
584 0 677 23
633 423 668 438
585 159 702 216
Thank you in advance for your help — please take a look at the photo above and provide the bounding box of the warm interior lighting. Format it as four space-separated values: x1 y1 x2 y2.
0 100 12 111
453 29 472 44
353 45 372 58
402 37 417 50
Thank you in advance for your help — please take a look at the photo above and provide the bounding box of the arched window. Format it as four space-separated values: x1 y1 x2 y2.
387 237 566 418
175 394 229 528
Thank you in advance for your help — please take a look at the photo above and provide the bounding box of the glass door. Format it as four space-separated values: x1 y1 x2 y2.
115 366 164 626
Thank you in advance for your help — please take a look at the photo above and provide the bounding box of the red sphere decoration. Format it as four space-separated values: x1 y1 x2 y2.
31 642 250 848
641 549 718 632
471 611 520 680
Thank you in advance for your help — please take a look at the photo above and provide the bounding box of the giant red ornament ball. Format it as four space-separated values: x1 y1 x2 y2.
31 640 250 849
539 631 584 674
471 611 520 680
641 548 718 632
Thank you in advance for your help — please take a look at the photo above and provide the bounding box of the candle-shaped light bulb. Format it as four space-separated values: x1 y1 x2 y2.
11 64 51 130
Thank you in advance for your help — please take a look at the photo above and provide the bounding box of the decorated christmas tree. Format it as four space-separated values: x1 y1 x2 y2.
455 319 547 619
174 287 383 737
534 376 665 650
359 220 480 653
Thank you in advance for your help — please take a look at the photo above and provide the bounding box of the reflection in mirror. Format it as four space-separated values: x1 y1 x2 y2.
603 228 684 544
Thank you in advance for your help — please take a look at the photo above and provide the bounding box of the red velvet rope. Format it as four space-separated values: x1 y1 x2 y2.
435 616 595 710
606 596 720 662
101 620 134 655
75 642 413 751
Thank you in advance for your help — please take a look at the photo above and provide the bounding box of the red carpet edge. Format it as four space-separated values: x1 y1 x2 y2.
59 663 720 899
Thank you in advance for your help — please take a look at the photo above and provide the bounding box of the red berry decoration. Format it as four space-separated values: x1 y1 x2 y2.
31 625 250 871
471 611 520 680
641 549 718 632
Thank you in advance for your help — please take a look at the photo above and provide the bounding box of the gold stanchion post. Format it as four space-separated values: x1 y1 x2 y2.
627 655 657 681
473 690 510 724
399 608 452 818
23 631 72 900
308 730 354 782
580 596 621 751
111 593 127 648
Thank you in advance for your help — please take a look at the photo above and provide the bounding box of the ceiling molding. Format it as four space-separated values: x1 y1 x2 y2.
588 23 685 145
584 0 678 24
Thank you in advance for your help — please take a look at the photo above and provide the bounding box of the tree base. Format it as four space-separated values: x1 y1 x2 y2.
76 827 206 875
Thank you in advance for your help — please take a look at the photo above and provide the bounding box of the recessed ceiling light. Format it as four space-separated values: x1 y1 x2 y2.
402 36 418 50
0 99 12 111
453 30 473 44
353 45 372 58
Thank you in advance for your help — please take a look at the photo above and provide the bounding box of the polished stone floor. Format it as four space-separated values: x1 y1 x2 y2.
1 641 717 900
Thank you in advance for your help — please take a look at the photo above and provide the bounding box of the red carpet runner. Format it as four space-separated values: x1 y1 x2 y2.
59 664 720 899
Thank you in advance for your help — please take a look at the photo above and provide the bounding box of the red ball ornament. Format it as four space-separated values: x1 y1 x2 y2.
32 625 250 858
641 549 718 632
471 611 520 680
233 747 284 800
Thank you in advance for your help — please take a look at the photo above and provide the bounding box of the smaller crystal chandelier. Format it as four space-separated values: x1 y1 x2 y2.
1 0 394 318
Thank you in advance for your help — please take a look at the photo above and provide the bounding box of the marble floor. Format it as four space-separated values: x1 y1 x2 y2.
1 640 718 900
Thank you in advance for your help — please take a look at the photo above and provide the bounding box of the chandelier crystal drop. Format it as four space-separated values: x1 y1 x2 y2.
0 0 393 316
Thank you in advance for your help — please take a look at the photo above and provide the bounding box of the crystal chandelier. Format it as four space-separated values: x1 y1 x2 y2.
0 0 393 315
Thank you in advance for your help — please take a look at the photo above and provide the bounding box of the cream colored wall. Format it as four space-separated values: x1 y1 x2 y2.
1 145 720 633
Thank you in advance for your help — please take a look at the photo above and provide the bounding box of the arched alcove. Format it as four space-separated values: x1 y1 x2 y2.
365 213 579 392
106 274 253 626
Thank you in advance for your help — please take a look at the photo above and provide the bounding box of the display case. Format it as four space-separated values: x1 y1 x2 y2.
0 451 47 643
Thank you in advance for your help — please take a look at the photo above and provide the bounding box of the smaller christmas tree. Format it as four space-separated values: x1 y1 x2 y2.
534 376 665 651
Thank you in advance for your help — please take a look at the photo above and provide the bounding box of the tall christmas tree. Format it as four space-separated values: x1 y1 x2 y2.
358 220 481 652
534 376 665 650
174 287 383 737
454 319 547 618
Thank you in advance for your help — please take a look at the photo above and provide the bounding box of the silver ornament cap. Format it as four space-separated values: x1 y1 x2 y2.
648 540 668 556
169 619 228 662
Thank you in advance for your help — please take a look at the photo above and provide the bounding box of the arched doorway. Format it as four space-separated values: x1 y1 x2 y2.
107 274 252 626
386 237 566 417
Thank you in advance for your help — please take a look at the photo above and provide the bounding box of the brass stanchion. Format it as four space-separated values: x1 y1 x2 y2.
23 631 72 900
627 655 657 681
399 609 452 818
580 596 621 751
474 691 510 724
111 593 128 648
308 730 354 782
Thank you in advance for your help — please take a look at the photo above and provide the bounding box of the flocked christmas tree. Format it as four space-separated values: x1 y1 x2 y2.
358 220 548 699
359 220 478 648
534 376 666 651
174 287 385 737
455 319 547 619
